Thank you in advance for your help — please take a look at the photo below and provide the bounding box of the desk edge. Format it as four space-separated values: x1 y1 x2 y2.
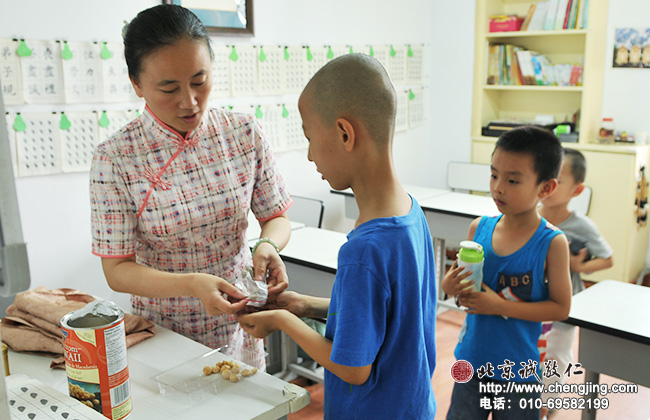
564 317 650 346
281 255 337 274
420 206 482 220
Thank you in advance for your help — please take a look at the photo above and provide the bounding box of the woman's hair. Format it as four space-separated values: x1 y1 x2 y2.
123 4 213 80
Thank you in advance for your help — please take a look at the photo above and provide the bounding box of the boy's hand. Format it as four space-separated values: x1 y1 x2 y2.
569 247 589 273
263 290 308 318
238 310 286 338
459 283 504 316
441 260 475 297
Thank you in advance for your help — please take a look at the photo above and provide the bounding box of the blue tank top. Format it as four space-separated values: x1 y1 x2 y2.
454 215 562 383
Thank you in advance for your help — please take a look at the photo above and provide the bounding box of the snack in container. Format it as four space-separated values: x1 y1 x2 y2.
154 349 259 405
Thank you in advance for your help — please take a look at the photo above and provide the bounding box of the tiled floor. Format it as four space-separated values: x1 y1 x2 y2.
288 309 650 420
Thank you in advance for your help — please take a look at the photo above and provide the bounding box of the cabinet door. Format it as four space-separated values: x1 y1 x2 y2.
581 149 650 283
472 141 494 164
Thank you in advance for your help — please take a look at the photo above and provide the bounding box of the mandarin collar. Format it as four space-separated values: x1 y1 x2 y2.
141 105 208 149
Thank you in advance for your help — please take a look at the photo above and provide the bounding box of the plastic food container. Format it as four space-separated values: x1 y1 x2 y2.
154 348 262 405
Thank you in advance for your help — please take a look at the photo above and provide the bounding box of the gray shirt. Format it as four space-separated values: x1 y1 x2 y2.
557 211 613 294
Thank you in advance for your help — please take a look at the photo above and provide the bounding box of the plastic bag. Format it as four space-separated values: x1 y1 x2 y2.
233 266 268 307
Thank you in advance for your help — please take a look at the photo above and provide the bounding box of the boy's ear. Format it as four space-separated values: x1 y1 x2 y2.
572 182 585 197
539 178 558 198
336 118 355 152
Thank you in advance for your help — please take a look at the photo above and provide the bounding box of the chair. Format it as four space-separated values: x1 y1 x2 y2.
447 161 491 195
568 185 592 215
285 195 325 228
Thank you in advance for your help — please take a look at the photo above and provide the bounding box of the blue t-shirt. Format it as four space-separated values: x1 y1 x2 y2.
455 215 562 383
324 197 437 420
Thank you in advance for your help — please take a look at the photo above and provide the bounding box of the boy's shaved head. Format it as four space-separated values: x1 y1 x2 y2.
301 53 396 147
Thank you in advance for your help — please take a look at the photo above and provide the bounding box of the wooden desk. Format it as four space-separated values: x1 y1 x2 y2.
563 280 650 420
5 324 309 420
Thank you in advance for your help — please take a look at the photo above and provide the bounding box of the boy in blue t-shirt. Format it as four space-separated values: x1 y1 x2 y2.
238 54 438 419
441 126 572 420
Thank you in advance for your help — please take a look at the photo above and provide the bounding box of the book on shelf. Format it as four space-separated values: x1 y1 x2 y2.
511 46 524 85
544 0 560 30
581 0 589 29
488 43 583 87
520 0 589 32
562 0 573 29
520 4 536 31
487 44 499 84
530 54 545 85
516 50 537 85
566 0 579 29
575 0 586 29
554 0 570 30
527 1 549 31
569 65 583 86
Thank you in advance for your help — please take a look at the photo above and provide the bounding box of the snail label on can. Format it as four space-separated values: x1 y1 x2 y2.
61 300 132 420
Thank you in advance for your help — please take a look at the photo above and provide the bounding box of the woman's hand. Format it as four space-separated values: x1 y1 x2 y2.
192 273 249 316
441 260 474 297
252 242 289 296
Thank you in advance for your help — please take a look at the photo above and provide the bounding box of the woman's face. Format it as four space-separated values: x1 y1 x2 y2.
130 37 212 137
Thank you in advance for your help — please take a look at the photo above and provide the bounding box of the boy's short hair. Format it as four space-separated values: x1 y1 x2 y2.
302 53 396 147
563 148 587 183
494 126 563 183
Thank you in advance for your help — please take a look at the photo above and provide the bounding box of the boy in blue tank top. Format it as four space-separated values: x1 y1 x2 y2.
442 126 572 420
238 54 438 420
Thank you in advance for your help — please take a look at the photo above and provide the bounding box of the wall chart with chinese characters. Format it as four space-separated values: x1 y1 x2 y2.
0 37 427 178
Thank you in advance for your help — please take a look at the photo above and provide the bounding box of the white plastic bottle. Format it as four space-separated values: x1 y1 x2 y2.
458 240 484 292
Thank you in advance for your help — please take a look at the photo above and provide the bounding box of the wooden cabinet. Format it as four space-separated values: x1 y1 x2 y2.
470 0 609 144
473 138 650 283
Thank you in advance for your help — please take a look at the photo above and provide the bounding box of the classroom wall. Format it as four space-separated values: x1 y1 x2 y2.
2 0 646 310
0 0 475 309
602 0 650 137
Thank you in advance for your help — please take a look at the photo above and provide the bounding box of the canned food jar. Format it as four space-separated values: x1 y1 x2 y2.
60 300 132 419
599 118 615 143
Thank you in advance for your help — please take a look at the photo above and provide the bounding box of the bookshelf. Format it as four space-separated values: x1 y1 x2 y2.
470 0 650 284
470 0 609 145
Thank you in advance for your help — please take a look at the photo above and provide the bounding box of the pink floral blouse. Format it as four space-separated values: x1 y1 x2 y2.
89 106 292 368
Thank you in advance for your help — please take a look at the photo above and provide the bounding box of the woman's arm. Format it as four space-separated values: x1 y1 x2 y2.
258 212 291 250
252 213 292 294
101 256 248 315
